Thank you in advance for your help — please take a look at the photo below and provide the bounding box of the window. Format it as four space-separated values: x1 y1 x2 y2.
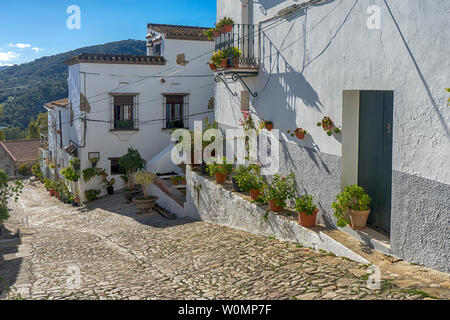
111 95 138 130
110 158 121 175
154 43 162 56
164 95 189 129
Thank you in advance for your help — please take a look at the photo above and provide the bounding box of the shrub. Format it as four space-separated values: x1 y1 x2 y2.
0 170 23 225
85 189 101 202
82 167 102 183
332 185 371 227
18 164 32 176
133 171 156 199
233 165 265 192
61 166 80 182
295 194 317 215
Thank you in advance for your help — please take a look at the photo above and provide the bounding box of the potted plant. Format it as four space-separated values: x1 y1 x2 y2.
264 121 273 131
203 28 215 40
332 185 372 230
207 62 217 71
102 177 116 195
294 128 308 140
48 181 56 197
119 147 146 202
170 176 185 186
233 165 265 199
73 192 80 205
216 17 234 34
206 157 233 184
132 171 159 214
317 116 333 131
295 194 319 227
264 173 296 212
211 50 227 69
61 166 80 182
89 157 99 167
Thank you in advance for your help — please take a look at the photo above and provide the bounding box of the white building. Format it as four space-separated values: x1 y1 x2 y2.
43 24 215 202
211 0 449 272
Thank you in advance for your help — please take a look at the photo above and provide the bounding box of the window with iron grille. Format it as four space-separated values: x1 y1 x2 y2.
110 94 139 130
163 94 189 129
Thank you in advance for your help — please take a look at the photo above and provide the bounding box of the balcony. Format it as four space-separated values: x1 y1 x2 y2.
214 24 259 76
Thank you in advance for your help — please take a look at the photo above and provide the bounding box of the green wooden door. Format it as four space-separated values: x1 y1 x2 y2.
358 91 393 235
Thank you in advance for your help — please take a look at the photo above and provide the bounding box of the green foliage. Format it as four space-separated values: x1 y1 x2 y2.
332 185 371 227
0 40 146 129
263 173 296 207
82 167 103 183
203 29 214 40
233 165 265 192
206 157 233 176
32 162 43 179
119 147 146 189
294 194 317 215
84 189 101 202
18 164 32 176
0 170 23 225
0 130 5 141
170 176 185 183
216 17 235 29
61 166 79 182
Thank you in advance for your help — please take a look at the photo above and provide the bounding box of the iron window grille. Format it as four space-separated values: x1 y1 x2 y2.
163 94 189 129
110 94 139 130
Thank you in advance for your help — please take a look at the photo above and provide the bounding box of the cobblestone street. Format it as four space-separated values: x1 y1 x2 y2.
0 180 443 300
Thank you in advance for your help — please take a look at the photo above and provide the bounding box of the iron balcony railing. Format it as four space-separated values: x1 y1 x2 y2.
214 24 259 69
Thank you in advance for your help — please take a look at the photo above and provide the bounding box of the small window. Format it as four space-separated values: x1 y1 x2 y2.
111 95 138 130
110 158 121 175
154 43 161 56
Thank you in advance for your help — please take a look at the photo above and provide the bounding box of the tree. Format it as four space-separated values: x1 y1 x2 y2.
0 170 23 225
0 130 5 141
26 119 40 139
118 147 146 190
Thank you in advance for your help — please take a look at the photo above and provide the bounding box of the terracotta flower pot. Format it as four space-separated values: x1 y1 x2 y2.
213 30 220 37
294 128 305 140
265 123 273 131
208 63 217 71
181 179 186 185
74 197 80 204
298 208 319 227
222 25 233 33
350 209 371 230
215 172 227 184
49 188 55 197
221 59 228 68
322 118 333 131
269 199 283 212
172 180 179 186
250 189 261 200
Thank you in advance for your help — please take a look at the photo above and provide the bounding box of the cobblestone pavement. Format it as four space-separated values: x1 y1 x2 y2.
0 180 439 300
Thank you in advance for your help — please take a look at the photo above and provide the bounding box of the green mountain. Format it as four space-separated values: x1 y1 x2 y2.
0 39 146 129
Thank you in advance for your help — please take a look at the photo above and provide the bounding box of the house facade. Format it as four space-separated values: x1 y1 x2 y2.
212 0 449 272
43 24 215 202
0 139 40 177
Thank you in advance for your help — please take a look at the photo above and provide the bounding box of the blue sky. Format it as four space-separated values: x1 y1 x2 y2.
0 0 216 66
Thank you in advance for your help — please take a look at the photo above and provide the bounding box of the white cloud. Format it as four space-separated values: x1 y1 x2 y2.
31 47 43 53
0 51 19 62
9 43 31 49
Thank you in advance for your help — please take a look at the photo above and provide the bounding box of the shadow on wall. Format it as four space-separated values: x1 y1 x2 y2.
383 0 449 137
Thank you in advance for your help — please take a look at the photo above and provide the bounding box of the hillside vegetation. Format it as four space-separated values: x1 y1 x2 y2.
0 39 146 130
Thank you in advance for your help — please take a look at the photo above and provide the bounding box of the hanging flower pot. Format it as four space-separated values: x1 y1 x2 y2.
265 121 273 131
294 128 307 140
215 172 227 184
320 116 333 131
269 199 283 212
250 189 261 200
74 196 80 204
213 30 220 37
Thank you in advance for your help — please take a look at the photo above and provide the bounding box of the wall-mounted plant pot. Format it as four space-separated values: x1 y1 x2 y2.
250 189 261 200
269 199 283 212
213 30 220 37
107 186 114 195
321 117 333 131
349 209 371 230
91 162 98 167
294 128 306 140
215 172 227 184
181 179 186 185
265 123 273 131
74 164 80 171
298 208 318 227
56 130 61 134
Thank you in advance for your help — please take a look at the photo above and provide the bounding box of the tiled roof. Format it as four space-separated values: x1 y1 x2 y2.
63 53 166 66
44 98 69 109
0 139 40 163
147 24 213 42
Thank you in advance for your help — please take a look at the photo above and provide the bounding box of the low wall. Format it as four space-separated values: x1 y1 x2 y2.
185 167 369 264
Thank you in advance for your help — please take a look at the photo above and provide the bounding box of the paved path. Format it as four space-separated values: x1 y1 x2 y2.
0 180 438 300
